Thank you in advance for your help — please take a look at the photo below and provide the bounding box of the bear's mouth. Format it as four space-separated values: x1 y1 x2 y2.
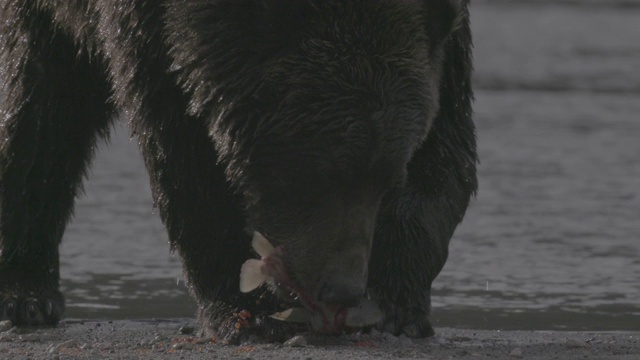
258 251 350 332
272 271 384 333
271 265 383 333
239 232 381 333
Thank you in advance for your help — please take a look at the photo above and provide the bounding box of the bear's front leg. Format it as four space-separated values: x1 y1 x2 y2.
0 263 65 326
366 3 477 337
367 187 446 338
0 0 114 326
91 1 303 342
133 110 302 343
367 167 475 337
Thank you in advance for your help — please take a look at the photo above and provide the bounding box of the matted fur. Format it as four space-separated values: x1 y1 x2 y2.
0 0 476 342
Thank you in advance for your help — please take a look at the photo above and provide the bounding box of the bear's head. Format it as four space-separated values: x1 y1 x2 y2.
166 0 463 319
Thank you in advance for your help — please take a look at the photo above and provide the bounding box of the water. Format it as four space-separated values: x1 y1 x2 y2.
60 1 640 331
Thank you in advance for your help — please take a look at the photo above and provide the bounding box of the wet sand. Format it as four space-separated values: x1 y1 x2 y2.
1 320 639 359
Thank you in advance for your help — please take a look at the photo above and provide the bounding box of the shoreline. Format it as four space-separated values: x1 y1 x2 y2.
1 319 638 359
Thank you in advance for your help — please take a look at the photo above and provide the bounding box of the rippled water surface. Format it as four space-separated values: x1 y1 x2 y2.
60 1 640 331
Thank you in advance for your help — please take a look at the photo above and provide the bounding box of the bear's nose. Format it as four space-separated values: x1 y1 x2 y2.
316 282 365 307
315 243 369 307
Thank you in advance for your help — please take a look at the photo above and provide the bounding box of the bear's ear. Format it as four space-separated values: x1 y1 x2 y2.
422 0 466 44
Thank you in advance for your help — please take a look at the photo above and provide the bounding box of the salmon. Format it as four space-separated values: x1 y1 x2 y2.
239 232 382 333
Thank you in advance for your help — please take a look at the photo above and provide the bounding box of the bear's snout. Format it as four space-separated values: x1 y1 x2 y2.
316 281 365 308
313 246 369 307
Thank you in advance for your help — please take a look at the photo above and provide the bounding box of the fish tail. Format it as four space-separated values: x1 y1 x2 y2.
239 259 269 293
252 231 276 258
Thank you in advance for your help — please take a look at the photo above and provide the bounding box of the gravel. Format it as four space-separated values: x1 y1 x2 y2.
1 320 638 359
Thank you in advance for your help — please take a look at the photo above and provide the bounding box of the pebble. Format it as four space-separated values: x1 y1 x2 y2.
63 339 77 347
396 334 414 348
565 339 584 348
284 335 308 347
195 337 212 344
46 340 77 355
0 332 13 342
138 339 150 347
172 342 194 350
152 334 166 343
434 336 448 346
99 342 114 351
18 334 42 342
0 320 12 332
382 332 399 342
509 347 522 357
179 326 195 335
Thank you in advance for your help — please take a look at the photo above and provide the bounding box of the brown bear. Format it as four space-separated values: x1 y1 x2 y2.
0 0 477 343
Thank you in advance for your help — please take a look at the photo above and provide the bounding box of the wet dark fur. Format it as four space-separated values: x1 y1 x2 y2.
0 0 477 342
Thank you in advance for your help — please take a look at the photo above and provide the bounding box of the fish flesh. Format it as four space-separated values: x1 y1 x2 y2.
270 297 383 331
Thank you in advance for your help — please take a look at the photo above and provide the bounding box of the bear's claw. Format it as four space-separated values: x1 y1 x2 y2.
0 288 64 326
